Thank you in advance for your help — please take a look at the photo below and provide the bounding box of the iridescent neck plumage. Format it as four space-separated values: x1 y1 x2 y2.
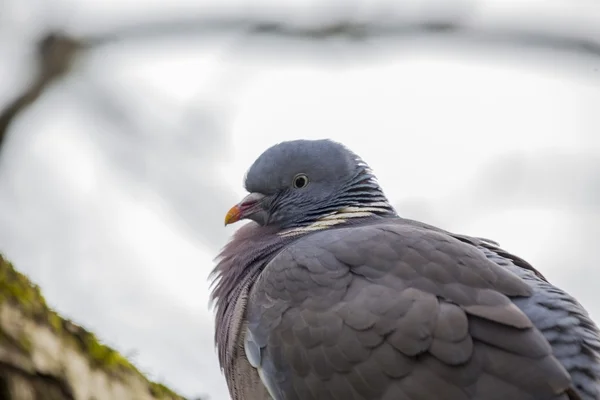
279 162 396 236
210 223 293 373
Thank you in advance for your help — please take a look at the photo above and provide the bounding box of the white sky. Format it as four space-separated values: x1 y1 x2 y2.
0 1 599 399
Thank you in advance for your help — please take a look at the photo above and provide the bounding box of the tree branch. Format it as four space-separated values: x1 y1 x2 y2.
83 12 600 58
0 32 83 155
1 4 598 159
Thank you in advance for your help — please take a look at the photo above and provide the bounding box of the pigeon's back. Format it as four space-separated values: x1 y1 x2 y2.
478 243 600 400
243 217 600 400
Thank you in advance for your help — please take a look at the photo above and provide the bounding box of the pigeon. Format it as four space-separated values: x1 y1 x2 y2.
210 139 600 400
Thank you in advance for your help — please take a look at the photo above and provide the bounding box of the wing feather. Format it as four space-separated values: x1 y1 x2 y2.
245 221 577 399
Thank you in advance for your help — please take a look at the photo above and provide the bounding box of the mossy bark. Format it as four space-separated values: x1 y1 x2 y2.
0 254 187 400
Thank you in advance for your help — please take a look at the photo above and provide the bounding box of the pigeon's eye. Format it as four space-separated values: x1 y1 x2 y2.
292 174 309 189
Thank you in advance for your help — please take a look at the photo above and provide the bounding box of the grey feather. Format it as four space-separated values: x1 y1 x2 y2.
478 244 600 400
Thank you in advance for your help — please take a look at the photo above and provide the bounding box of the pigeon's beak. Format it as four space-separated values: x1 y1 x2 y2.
224 192 267 226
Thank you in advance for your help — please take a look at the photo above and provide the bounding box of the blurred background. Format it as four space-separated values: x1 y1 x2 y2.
0 0 599 398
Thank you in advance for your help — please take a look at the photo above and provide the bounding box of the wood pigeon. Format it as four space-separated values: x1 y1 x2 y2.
210 139 600 400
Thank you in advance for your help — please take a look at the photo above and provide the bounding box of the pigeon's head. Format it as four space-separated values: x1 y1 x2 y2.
224 139 394 229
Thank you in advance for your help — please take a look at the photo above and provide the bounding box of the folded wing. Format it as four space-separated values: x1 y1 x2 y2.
245 221 577 400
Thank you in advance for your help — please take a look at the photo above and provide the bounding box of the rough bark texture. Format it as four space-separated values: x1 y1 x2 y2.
0 253 187 400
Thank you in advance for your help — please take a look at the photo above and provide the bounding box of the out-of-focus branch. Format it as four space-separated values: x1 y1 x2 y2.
1 4 598 158
84 12 600 59
0 32 84 155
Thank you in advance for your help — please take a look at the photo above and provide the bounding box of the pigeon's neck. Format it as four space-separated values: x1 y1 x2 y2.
278 202 395 238
210 223 294 371
279 163 397 237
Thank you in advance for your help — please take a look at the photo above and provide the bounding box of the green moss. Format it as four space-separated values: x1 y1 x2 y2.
149 382 187 400
0 253 187 399
48 312 62 333
17 332 33 353
0 255 48 316
85 332 129 369
0 255 44 356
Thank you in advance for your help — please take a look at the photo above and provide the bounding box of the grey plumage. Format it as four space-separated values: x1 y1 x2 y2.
210 139 600 400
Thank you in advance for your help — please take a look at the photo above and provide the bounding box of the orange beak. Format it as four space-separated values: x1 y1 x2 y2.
224 204 243 226
224 192 266 226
